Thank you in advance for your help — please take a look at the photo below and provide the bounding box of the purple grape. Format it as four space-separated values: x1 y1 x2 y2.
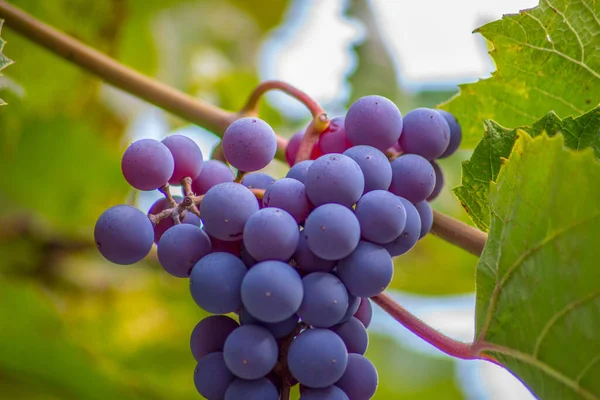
241 261 303 323
239 306 299 339
157 223 211 277
399 108 450 160
305 154 364 208
389 154 436 203
286 130 305 166
194 352 235 400
208 233 242 256
331 317 368 355
304 204 361 261
148 196 201 243
437 110 462 158
355 190 406 244
345 95 403 152
241 172 275 190
223 117 277 172
427 160 444 201
223 325 278 380
225 378 279 400
161 134 203 184
242 208 299 262
337 241 393 297
353 298 372 329
94 205 153 265
293 232 336 273
200 182 259 241
318 117 352 154
190 252 247 314
298 272 349 328
286 160 313 184
335 354 378 399
338 293 360 324
190 315 239 361
191 159 234 195
263 178 311 223
382 197 422 257
415 200 433 239
288 329 348 388
342 145 392 193
301 386 349 400
121 139 174 191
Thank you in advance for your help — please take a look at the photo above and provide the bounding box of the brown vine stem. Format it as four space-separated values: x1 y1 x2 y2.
430 210 487 257
239 80 325 118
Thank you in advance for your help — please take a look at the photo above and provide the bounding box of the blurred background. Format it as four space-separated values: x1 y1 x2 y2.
0 0 538 399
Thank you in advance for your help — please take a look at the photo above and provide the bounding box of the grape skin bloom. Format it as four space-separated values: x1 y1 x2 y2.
121 138 174 191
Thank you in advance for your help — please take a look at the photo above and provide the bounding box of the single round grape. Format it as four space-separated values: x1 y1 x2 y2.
225 378 279 400
345 95 403 152
305 154 365 208
191 159 234 195
415 200 433 239
223 117 277 172
241 172 275 190
263 178 311 223
353 298 372 329
343 145 392 193
337 241 393 297
288 329 348 388
382 197 422 257
355 190 406 244
437 110 462 158
194 352 234 400
207 233 242 256
121 139 174 191
191 315 239 361
389 154 436 203
286 160 313 184
157 223 211 277
304 204 360 261
318 117 352 154
427 160 444 201
241 261 303 323
94 205 153 265
148 196 201 243
239 306 299 339
298 273 349 328
301 386 349 400
243 208 299 262
190 252 247 314
335 354 378 399
286 130 305 166
223 325 278 380
200 182 259 241
161 134 203 184
331 317 368 355
338 293 360 324
293 232 336 273
399 108 450 160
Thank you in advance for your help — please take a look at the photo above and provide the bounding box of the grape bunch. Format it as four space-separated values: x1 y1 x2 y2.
94 95 461 400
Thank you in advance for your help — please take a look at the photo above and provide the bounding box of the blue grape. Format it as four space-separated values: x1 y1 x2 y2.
263 178 311 223
194 352 235 400
241 172 275 190
191 159 234 195
382 197 421 257
437 110 462 158
335 354 378 399
148 196 201 243
389 154 436 203
304 204 360 261
208 233 242 256
191 315 239 361
337 241 393 297
162 134 203 184
286 160 313 184
355 190 406 244
190 252 247 314
242 208 299 262
305 154 364 208
200 182 259 241
286 130 305 166
345 95 403 152
240 243 258 268
415 200 433 239
427 160 444 201
223 325 278 380
298 273 349 328
157 224 211 278
343 145 392 193
94 205 153 265
121 138 174 191
239 306 299 339
288 329 348 388
399 108 450 160
300 386 349 400
294 232 336 273
223 117 277 172
241 261 303 323
353 298 372 329
331 317 368 355
225 378 279 400
318 116 352 154
338 293 360 324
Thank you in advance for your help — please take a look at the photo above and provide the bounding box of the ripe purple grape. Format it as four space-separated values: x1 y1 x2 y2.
241 172 275 190
242 207 299 262
263 178 311 223
343 145 392 193
415 200 433 239
427 160 444 201
298 272 349 328
305 154 364 208
301 386 349 400
207 233 242 256
223 117 277 172
225 378 279 400
121 138 174 191
194 352 234 400
161 134 203 184
304 204 361 261
239 307 299 339
337 241 393 297
318 117 352 154
286 160 313 184
383 197 422 257
223 325 278 380
286 130 305 166
399 108 450 160
345 95 403 152
191 159 233 195
190 315 239 361
437 109 462 158
355 190 406 244
389 154 436 203
331 317 368 355
353 298 372 329
148 196 201 243
338 293 360 324
335 354 378 399
293 232 336 273
157 223 211 277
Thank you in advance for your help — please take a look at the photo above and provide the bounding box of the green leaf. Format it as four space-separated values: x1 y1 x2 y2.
0 19 14 105
455 106 600 231
440 0 600 147
474 133 600 400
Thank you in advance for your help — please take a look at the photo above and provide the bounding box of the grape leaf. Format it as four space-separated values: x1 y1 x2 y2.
455 105 600 231
474 133 600 400
0 19 14 106
440 0 600 147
